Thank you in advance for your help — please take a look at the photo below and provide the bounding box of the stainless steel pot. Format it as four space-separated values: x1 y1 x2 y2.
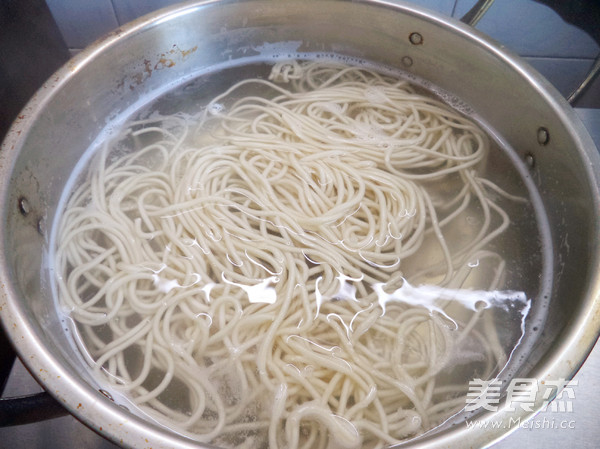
1 0 599 447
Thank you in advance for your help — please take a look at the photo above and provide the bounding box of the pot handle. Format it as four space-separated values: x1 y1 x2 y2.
568 56 600 105
460 0 495 26
0 327 69 426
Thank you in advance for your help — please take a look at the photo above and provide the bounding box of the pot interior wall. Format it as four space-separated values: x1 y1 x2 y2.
2 0 599 446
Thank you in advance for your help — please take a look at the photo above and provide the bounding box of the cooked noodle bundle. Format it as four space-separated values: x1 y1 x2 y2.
55 61 522 448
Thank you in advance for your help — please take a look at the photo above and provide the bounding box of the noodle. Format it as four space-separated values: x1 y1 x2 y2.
55 61 528 448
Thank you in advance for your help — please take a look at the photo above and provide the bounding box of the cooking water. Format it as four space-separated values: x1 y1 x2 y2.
52 58 552 448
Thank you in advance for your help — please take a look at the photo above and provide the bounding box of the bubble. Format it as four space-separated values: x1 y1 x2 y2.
207 103 225 115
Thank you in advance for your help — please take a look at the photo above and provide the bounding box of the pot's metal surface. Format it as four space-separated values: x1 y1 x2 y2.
0 0 599 448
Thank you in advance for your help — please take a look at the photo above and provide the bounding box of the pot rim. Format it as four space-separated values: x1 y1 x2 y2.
1 1 599 448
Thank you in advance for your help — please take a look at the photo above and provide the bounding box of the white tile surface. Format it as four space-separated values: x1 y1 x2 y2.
45 0 118 48
453 0 599 58
112 0 180 25
524 57 595 99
